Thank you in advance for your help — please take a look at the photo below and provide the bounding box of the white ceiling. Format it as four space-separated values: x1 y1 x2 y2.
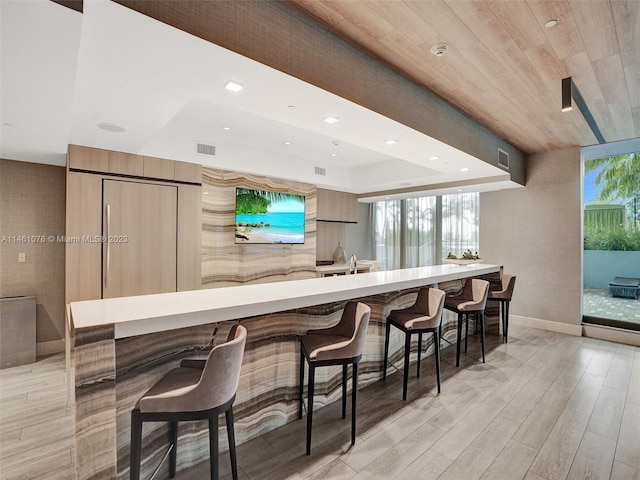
0 0 519 198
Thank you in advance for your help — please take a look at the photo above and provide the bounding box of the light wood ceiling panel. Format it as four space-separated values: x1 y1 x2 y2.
287 0 640 153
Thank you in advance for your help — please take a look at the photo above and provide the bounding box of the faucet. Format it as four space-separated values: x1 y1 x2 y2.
349 254 357 274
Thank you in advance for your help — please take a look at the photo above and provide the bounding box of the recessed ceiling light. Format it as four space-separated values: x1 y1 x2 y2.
385 139 399 145
97 123 126 133
461 167 470 172
429 155 440 160
284 141 292 145
204 191 209 195
323 116 339 124
330 153 337 157
224 80 244 92
545 19 558 28
457 189 463 192
222 126 231 131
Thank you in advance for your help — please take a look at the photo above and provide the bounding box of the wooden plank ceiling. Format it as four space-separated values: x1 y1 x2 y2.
286 0 640 154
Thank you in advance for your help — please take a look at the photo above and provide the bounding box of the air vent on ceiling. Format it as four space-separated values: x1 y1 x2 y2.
314 166 326 176
196 142 216 156
498 148 509 170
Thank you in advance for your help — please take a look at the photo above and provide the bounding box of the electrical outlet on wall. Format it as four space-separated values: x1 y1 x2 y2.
18 252 25 263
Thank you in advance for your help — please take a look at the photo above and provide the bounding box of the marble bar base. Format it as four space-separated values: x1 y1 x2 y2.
73 281 501 480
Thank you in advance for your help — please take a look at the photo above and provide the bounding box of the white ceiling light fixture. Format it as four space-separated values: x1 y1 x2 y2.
385 139 399 145
461 167 470 172
429 155 440 160
323 116 339 124
97 122 126 133
283 141 292 145
222 126 231 131
545 19 558 28
224 80 244 92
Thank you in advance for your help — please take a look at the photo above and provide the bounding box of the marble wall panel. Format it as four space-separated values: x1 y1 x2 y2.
201 168 317 288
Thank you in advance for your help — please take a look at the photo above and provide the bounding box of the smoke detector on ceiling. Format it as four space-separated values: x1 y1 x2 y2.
430 44 449 57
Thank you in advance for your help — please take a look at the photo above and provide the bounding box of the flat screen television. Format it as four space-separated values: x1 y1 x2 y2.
234 188 305 244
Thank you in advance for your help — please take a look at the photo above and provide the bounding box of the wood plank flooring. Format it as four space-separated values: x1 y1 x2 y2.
1 325 639 480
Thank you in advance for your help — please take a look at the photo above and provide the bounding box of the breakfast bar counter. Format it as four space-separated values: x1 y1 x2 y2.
69 263 501 479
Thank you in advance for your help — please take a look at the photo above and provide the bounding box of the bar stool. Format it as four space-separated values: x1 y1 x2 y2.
444 279 489 367
488 274 516 343
299 301 371 455
130 325 247 480
382 286 446 400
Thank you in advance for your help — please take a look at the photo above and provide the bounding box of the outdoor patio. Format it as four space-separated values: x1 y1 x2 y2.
583 288 640 328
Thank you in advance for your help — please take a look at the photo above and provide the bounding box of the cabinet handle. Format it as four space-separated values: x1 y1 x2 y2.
105 204 111 289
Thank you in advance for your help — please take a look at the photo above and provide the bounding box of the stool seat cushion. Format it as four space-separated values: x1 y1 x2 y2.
302 334 352 360
387 311 440 330
137 367 203 413
445 295 483 312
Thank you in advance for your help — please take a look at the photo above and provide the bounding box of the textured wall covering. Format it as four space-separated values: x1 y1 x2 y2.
201 168 317 287
480 147 582 326
0 159 66 352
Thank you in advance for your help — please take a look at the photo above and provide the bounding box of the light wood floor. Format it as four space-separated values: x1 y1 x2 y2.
1 325 639 480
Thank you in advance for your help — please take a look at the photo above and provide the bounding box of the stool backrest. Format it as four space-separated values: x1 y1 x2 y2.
198 325 247 410
502 274 516 297
456 279 490 312
312 301 371 361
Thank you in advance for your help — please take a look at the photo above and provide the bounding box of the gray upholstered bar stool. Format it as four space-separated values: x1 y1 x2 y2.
488 274 516 343
130 325 247 480
298 301 371 455
444 279 490 367
382 286 446 400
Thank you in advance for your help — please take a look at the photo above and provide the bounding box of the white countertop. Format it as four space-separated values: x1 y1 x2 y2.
70 263 500 339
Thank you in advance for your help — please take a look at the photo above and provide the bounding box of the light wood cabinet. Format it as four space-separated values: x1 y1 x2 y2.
65 172 103 303
175 161 202 183
65 171 202 302
177 184 202 291
68 145 109 172
102 180 178 298
143 156 174 180
109 152 143 176
316 188 358 223
68 145 201 184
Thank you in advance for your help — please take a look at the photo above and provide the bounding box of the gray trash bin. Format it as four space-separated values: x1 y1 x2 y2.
0 296 36 368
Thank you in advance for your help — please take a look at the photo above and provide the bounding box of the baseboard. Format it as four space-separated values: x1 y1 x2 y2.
36 339 65 356
582 324 640 347
510 315 583 336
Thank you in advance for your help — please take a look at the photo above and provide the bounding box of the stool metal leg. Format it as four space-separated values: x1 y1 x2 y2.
130 410 142 480
351 362 358 445
306 365 315 455
480 312 486 363
417 332 423 378
226 407 238 480
169 420 178 478
383 320 391 380
402 332 411 400
341 364 347 419
209 415 219 480
456 312 463 367
434 329 441 394
298 348 305 419
504 300 510 343
464 314 469 353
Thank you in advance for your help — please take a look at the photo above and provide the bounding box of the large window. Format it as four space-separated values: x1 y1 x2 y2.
374 193 479 270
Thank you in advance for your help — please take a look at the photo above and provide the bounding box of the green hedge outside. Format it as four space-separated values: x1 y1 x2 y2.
584 227 640 251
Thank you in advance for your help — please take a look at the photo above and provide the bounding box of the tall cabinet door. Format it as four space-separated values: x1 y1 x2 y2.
102 180 177 299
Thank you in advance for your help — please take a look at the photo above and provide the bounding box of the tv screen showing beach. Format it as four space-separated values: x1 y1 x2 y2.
234 188 305 244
